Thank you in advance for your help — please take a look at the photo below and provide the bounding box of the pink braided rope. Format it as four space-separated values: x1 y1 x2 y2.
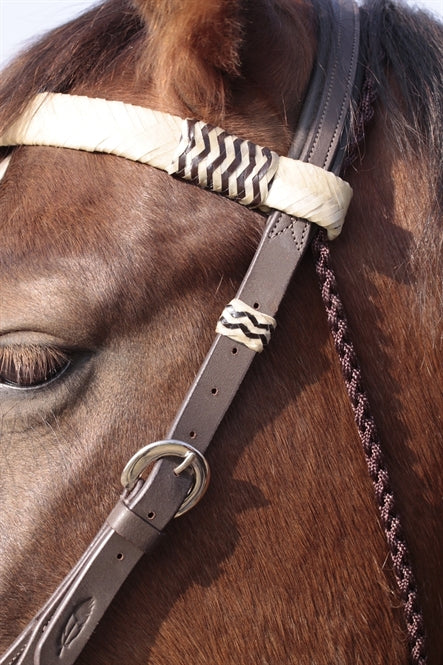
311 71 428 664
312 232 427 664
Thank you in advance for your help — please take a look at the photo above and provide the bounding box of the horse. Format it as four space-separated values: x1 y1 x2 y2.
0 0 441 663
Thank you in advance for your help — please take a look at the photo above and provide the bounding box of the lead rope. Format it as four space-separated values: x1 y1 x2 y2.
312 71 428 665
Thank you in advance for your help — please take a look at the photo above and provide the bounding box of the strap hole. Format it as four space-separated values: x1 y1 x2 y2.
231 347 238 355
253 302 260 309
189 430 197 439
147 511 156 520
117 552 124 560
211 387 218 395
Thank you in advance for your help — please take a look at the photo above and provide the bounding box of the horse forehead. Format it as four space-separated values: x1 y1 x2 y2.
1 145 152 219
0 145 258 341
1 142 261 258
0 147 170 334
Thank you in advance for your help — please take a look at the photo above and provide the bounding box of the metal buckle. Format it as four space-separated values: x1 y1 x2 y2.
121 440 210 517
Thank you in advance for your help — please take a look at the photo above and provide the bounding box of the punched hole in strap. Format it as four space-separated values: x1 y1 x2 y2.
216 298 276 353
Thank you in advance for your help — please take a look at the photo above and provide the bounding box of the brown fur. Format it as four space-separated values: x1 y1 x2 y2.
0 1 441 664
133 0 243 114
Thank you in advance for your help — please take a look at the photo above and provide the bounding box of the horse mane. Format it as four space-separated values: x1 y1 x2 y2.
356 1 443 327
361 1 443 184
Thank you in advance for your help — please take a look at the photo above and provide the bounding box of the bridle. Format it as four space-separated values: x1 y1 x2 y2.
0 1 428 663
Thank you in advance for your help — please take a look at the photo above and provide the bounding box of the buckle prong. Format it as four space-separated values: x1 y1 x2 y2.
174 452 196 476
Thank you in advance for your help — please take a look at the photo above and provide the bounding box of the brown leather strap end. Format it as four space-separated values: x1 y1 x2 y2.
34 526 151 665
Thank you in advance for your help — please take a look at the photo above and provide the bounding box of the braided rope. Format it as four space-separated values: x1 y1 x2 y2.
343 71 378 171
312 72 427 665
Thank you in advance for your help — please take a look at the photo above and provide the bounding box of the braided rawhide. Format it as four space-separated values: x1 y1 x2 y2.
216 298 277 352
0 93 352 240
169 119 279 207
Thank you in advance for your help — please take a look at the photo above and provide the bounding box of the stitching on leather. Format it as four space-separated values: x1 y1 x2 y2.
269 223 294 239
269 215 309 252
269 219 298 240
307 40 339 164
292 221 309 251
322 14 344 167
6 646 25 665
308 3 358 168
267 212 285 238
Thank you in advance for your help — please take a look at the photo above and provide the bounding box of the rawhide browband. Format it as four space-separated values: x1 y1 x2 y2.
0 0 360 663
0 95 351 240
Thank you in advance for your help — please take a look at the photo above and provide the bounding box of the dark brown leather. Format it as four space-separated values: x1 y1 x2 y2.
1 1 360 663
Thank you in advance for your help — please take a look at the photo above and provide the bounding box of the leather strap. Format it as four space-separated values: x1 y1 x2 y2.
1 1 360 663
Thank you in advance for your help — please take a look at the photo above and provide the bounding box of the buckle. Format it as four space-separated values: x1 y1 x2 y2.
121 440 210 517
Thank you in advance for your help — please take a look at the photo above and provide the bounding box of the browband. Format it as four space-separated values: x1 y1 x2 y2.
0 93 352 239
0 0 360 663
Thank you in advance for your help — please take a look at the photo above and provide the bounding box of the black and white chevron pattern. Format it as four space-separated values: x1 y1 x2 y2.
216 299 276 353
168 119 279 207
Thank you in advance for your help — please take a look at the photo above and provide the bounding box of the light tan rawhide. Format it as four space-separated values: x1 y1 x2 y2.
0 92 352 239
0 155 11 180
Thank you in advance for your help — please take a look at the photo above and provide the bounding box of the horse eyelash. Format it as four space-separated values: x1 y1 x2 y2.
0 344 71 387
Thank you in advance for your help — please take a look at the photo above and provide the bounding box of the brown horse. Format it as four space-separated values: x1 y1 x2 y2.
0 1 441 663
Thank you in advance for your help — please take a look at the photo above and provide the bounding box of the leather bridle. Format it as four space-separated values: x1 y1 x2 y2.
1 1 425 663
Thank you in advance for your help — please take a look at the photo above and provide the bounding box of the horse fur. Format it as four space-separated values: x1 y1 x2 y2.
132 0 243 112
0 1 442 664
130 0 316 125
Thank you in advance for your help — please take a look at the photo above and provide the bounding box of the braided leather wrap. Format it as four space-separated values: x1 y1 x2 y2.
168 119 279 207
0 93 353 239
215 298 277 352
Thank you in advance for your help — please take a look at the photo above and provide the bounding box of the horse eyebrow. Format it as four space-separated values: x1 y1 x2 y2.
0 265 115 346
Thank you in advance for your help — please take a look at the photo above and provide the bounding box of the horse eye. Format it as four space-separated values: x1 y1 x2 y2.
0 345 71 389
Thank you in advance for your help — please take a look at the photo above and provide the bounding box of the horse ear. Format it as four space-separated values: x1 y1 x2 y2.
132 0 243 117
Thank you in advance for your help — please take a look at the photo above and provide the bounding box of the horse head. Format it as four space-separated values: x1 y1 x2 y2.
0 1 441 663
